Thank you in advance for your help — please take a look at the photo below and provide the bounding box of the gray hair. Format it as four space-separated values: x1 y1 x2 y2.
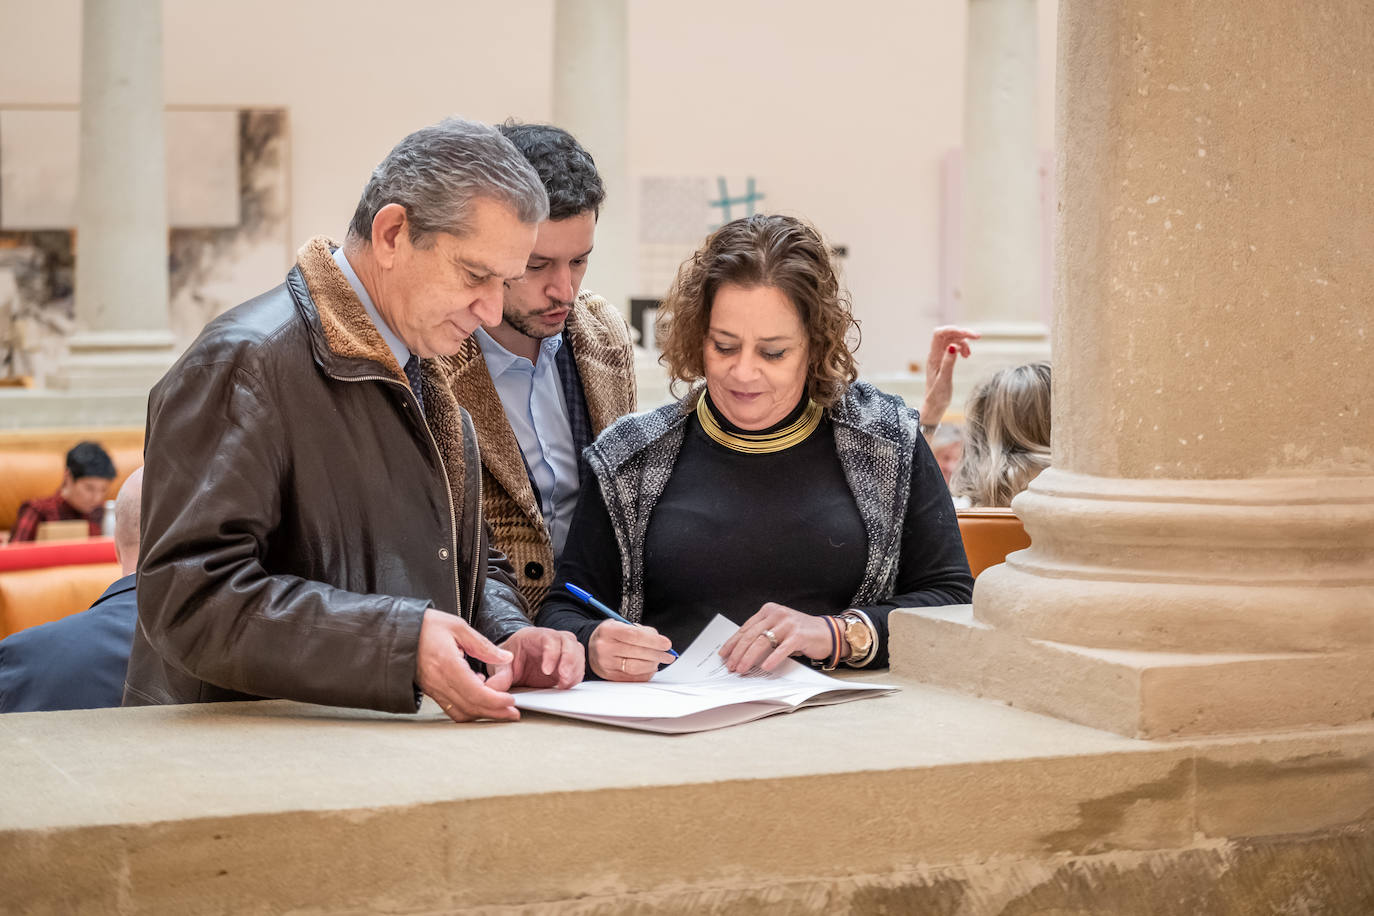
952 362 1052 508
348 117 549 248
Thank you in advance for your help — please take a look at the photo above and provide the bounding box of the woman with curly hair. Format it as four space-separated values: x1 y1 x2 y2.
952 363 1052 508
537 214 972 677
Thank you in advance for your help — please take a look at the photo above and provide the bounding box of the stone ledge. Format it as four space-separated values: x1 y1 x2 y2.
0 389 151 430
893 605 1374 738
2 680 1372 913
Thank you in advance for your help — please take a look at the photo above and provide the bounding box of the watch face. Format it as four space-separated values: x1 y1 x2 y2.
845 616 873 654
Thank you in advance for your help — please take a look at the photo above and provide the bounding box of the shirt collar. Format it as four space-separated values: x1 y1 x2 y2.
332 245 411 371
474 327 563 377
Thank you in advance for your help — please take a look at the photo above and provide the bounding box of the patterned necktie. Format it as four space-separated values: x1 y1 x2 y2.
403 354 425 415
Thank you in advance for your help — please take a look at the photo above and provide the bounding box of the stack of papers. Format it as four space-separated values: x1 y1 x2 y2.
513 615 897 733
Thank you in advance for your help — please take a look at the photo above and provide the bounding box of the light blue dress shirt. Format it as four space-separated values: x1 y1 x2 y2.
333 246 411 373
475 328 580 562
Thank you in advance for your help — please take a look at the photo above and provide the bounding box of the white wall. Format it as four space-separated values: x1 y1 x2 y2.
629 0 1056 373
0 0 1056 375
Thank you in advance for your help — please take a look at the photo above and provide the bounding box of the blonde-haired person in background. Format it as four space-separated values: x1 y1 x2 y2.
951 362 1052 508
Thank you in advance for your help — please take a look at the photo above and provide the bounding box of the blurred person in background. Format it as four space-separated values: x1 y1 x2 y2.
0 467 143 712
929 423 966 487
9 441 115 542
951 362 1052 508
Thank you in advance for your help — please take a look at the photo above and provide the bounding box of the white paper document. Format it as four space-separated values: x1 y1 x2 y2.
513 614 897 733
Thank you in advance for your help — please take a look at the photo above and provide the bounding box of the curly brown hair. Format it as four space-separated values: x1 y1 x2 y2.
655 214 860 407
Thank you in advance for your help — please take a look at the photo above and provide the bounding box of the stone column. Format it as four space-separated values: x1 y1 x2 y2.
553 0 632 319
955 0 1049 389
58 0 174 391
895 0 1374 738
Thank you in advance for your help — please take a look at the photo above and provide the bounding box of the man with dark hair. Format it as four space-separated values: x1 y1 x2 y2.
448 122 636 609
10 441 116 542
124 118 584 723
0 467 143 712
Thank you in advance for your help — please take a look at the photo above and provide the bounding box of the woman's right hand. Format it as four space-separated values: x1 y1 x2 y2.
588 621 676 681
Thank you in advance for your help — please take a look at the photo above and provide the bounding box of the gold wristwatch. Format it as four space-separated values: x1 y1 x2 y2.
838 612 874 663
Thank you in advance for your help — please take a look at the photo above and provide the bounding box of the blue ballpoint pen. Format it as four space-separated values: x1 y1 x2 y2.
566 583 679 658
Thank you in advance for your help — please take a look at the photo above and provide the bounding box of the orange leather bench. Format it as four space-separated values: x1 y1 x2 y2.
0 427 144 535
0 564 122 638
956 507 1032 578
0 538 122 638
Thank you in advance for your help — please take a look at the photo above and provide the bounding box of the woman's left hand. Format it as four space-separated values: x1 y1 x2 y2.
719 602 836 673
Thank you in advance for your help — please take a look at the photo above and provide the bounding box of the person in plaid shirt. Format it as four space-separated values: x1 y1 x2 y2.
10 441 116 542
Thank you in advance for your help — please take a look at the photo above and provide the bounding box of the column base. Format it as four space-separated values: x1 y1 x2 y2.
892 605 1374 739
47 329 178 392
989 469 1374 653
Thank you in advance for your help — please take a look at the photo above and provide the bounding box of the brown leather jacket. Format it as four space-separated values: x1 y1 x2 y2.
123 238 530 713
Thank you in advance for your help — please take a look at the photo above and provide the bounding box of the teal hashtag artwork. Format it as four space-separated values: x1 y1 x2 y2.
709 176 765 226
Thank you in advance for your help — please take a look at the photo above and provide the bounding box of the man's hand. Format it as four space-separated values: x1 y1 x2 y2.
492 626 585 689
416 608 518 722
921 326 981 429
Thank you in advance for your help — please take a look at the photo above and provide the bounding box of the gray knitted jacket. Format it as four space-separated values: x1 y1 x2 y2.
583 381 923 623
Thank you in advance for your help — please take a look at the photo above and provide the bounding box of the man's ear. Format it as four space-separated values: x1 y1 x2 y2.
370 204 409 269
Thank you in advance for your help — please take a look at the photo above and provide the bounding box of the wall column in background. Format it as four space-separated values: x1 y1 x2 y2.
956 0 1049 388
57 0 175 392
553 0 632 319
896 0 1374 738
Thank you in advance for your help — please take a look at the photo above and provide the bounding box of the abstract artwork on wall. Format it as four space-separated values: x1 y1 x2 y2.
635 175 769 349
638 175 768 299
166 110 290 344
0 108 290 381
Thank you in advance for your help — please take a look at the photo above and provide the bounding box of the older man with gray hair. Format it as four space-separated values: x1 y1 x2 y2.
125 118 584 722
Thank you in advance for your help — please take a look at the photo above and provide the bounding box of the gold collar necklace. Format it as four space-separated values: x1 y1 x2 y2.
696 395 823 454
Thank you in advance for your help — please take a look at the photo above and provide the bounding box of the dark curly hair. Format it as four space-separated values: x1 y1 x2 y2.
498 121 605 221
656 214 860 407
66 441 115 480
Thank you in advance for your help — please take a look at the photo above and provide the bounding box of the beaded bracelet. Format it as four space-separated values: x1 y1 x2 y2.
820 615 843 671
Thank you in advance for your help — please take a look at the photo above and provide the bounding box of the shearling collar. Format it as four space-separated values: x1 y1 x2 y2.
446 290 629 526
293 236 409 386
450 337 541 525
564 295 635 434
290 234 470 525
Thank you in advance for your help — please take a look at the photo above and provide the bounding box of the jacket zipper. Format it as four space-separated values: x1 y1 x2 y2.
469 443 483 625
331 372 466 621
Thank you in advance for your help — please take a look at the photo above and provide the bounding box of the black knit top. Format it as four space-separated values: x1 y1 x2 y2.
538 393 973 668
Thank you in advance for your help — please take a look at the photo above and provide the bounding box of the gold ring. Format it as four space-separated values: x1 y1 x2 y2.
441 701 453 711
763 629 779 648
621 658 628 674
